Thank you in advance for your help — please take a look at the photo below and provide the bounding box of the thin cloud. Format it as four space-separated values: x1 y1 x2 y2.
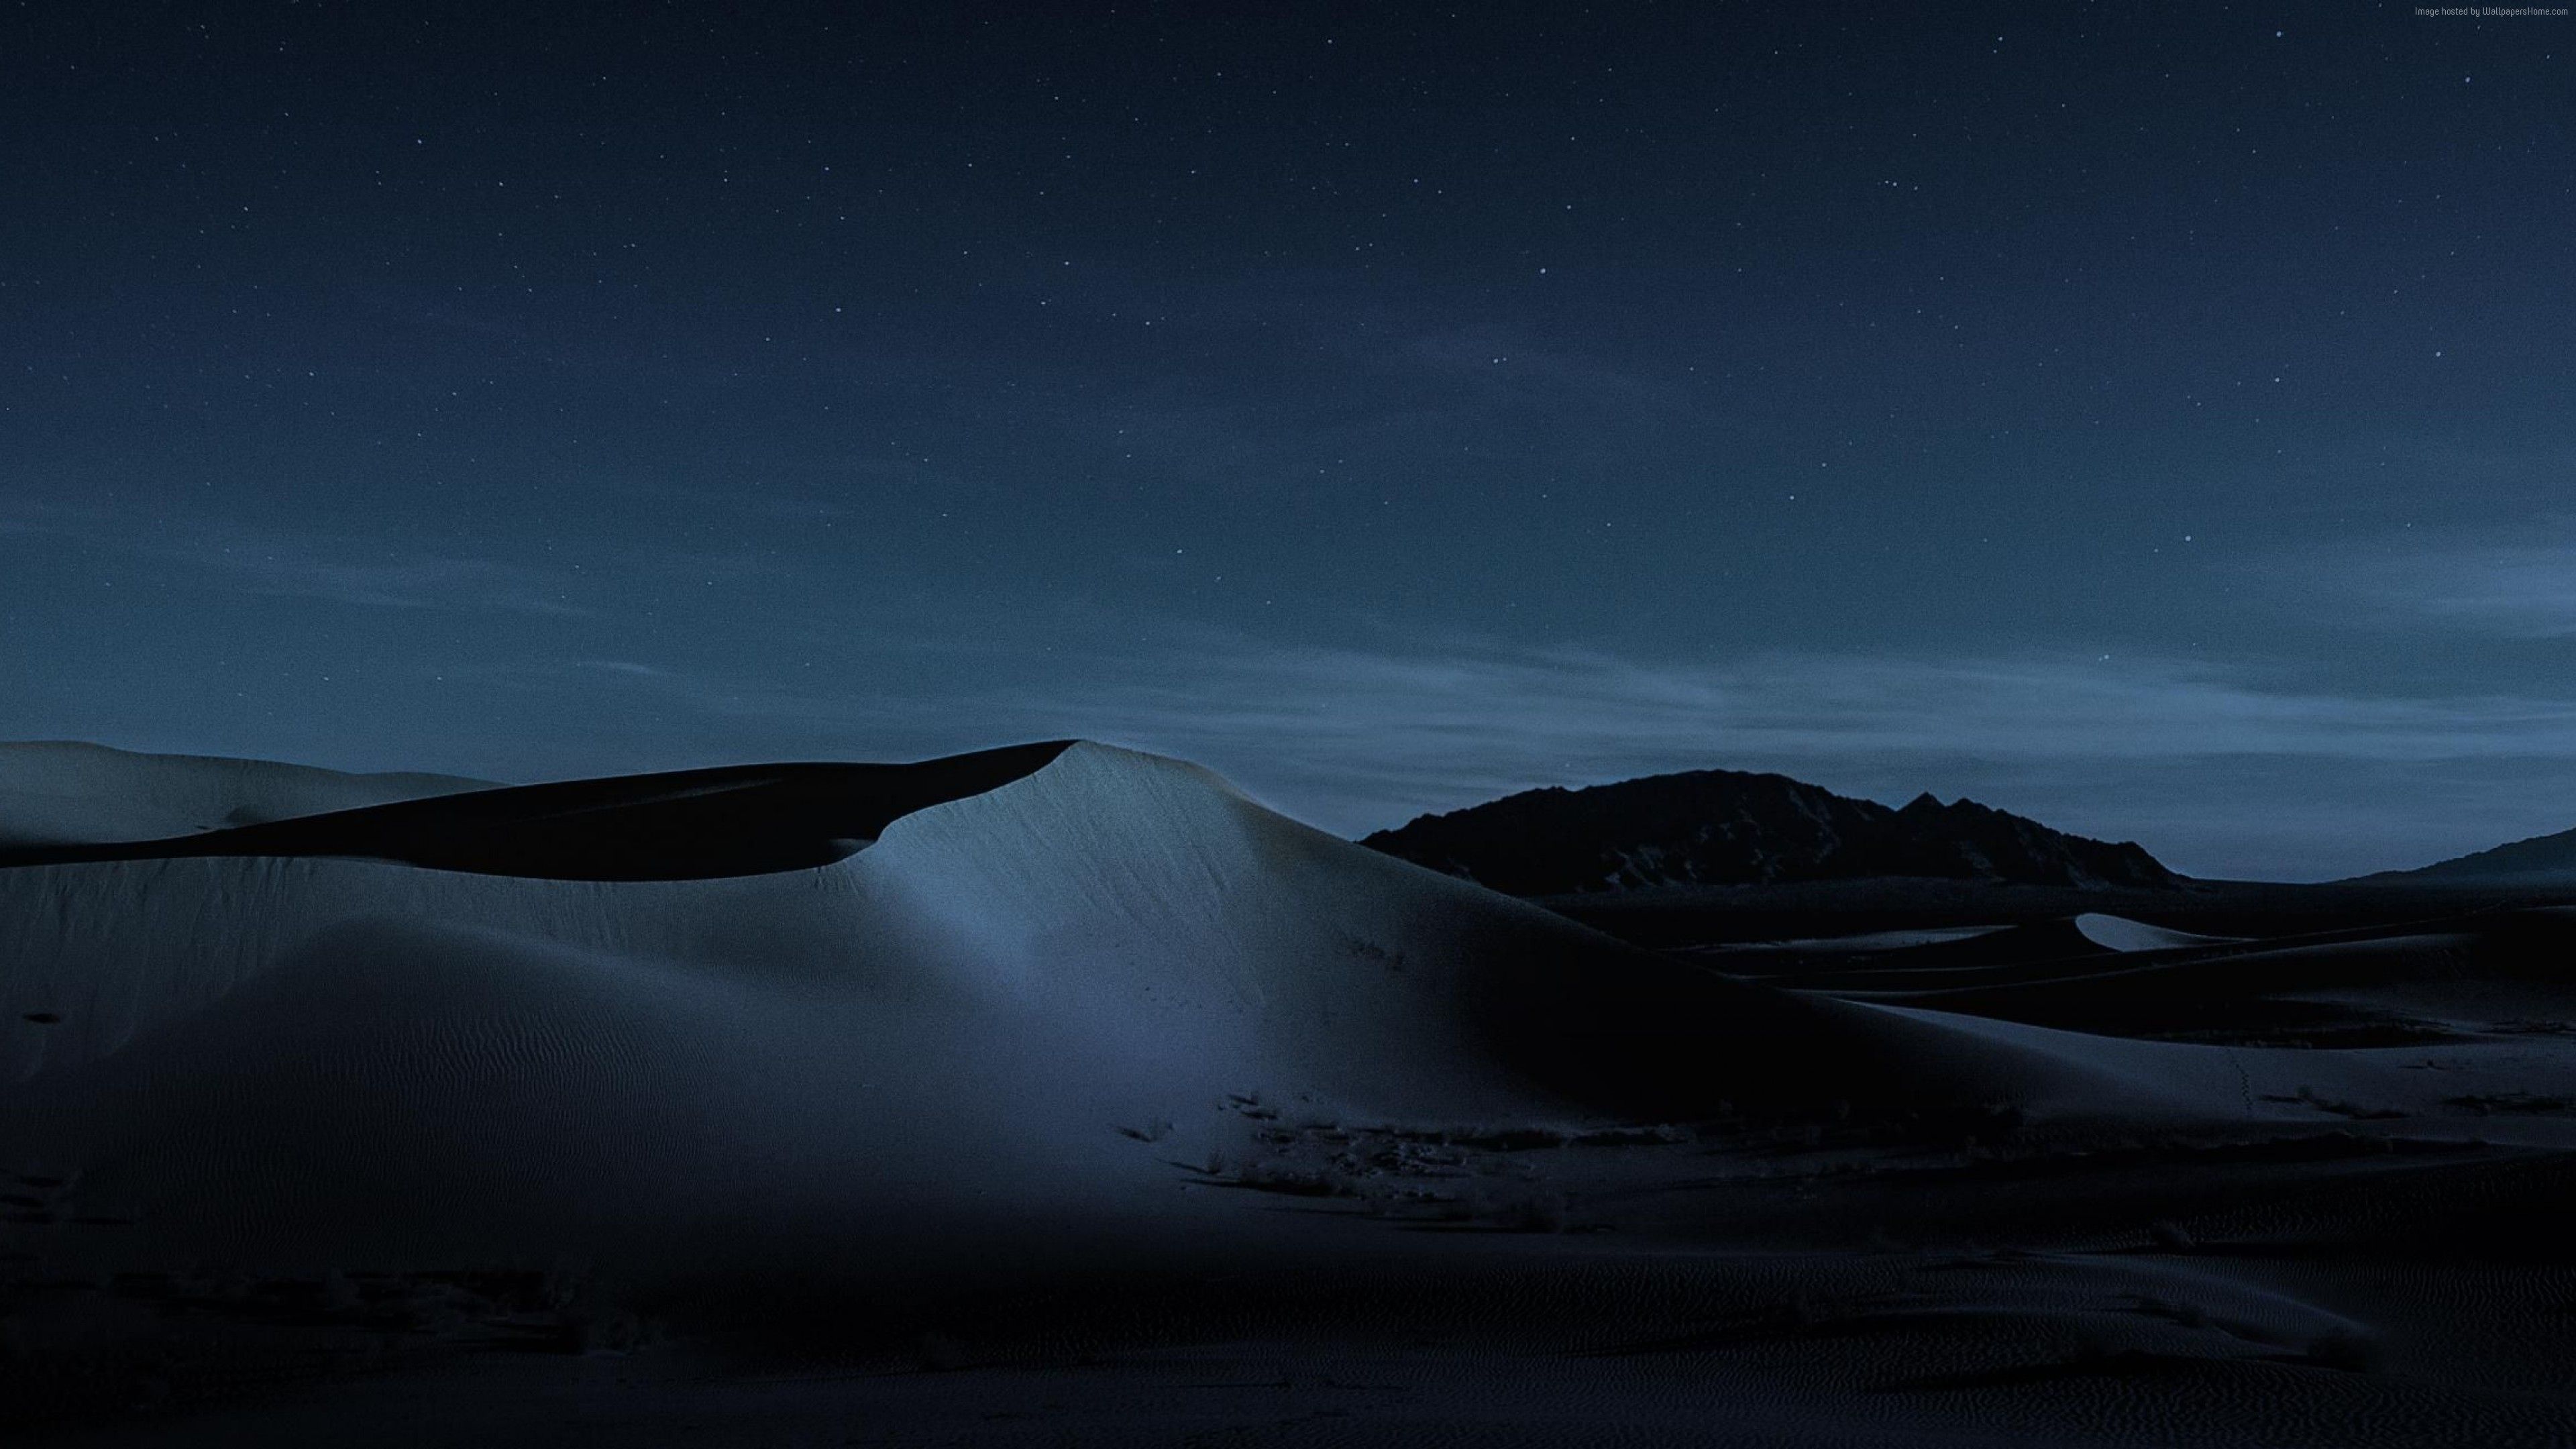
205 546 600 618
1018 637 2576 833
1 496 600 619
478 621 2576 844
2392 545 2576 639
2288 521 2576 640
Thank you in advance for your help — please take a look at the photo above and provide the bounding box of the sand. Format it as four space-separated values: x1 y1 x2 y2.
0 742 492 850
6 741 2576 1444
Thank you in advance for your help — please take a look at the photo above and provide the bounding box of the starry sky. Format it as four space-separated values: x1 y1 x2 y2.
3 3 2571 879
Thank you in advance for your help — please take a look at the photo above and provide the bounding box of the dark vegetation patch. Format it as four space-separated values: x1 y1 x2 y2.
2261 1087 2406 1120
0 1265 657 1431
2145 1021 2463 1050
2445 1092 2576 1115
1892 1348 2218 1393
1892 1131 2474 1188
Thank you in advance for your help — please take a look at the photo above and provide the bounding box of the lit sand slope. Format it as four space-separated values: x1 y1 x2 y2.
1743 915 2235 985
0 743 2297 1275
2072 911 2240 953
0 741 492 849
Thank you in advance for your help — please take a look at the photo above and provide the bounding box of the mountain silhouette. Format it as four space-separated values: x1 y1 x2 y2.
1361 768 2180 894
2365 822 2576 882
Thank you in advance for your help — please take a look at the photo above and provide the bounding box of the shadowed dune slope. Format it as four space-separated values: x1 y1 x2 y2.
0 741 1075 881
0 741 493 849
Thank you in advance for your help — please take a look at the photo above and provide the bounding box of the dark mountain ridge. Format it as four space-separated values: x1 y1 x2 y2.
1361 767 2180 896
2365 822 2576 883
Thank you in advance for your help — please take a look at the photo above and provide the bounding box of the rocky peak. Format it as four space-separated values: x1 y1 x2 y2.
1361 769 2179 896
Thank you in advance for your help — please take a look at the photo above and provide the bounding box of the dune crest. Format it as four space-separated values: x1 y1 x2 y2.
0 740 493 848
0 741 1075 879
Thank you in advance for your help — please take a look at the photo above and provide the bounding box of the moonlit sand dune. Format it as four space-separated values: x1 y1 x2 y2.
10 742 2576 1444
0 741 2106 1268
0 742 492 849
2068 912 2241 953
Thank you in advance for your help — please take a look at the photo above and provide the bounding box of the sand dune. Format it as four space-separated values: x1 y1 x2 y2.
2070 911 2241 953
9 741 2576 1443
0 743 2256 1278
0 741 1073 879
0 744 2104 1156
0 741 492 849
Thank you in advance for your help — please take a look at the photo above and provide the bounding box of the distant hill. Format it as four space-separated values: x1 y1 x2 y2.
1360 769 2181 896
2366 824 2576 883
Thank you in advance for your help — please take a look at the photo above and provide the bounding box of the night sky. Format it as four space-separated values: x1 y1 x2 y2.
4 3 2571 880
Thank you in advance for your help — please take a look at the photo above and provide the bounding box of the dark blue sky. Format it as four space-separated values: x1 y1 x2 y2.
5 3 2573 879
